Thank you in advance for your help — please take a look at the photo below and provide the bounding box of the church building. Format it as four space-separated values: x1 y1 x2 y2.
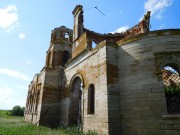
24 5 180 135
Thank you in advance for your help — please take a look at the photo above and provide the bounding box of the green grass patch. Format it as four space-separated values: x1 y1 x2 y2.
0 110 98 135
0 110 11 117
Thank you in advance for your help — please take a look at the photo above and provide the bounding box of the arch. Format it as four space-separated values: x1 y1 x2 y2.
69 73 84 92
163 63 180 74
62 50 69 66
154 52 180 76
65 32 70 41
31 86 36 113
35 90 40 113
68 74 84 128
87 84 95 114
91 41 96 49
162 63 180 88
162 63 180 114
28 86 34 113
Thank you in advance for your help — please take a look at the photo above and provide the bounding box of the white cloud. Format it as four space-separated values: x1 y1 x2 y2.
0 87 26 109
144 0 173 19
0 87 14 109
0 87 13 100
0 5 19 31
0 68 31 81
111 26 129 34
18 33 26 39
17 85 28 90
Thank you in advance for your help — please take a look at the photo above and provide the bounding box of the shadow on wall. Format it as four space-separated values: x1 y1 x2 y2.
107 35 179 134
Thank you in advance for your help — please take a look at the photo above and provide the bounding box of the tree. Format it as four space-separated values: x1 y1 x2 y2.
10 105 25 116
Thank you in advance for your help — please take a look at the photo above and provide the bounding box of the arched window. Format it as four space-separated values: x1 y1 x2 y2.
65 33 69 41
88 84 95 114
162 64 180 114
62 51 69 66
92 41 96 49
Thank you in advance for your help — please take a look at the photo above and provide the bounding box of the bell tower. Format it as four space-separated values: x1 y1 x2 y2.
45 26 73 68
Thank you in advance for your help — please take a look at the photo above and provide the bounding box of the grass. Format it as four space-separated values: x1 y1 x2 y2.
0 110 98 135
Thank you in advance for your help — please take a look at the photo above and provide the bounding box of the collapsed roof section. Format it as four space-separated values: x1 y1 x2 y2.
71 5 151 58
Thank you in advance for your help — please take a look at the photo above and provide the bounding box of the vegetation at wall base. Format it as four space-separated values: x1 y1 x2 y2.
164 86 180 94
0 110 98 135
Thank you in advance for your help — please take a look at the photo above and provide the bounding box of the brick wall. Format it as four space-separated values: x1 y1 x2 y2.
116 29 180 135
66 45 109 134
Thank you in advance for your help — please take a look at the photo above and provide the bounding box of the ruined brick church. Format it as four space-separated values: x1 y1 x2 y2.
24 5 180 135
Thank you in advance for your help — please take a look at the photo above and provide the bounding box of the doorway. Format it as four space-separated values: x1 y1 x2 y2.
68 77 82 127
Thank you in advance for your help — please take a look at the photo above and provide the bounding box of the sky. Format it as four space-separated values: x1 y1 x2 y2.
0 0 180 110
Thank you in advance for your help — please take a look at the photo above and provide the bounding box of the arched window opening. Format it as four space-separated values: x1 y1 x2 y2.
88 84 95 114
65 33 69 41
162 65 180 88
92 41 96 49
162 64 180 114
62 51 69 66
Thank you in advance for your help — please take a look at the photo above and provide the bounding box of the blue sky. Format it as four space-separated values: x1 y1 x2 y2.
0 0 179 110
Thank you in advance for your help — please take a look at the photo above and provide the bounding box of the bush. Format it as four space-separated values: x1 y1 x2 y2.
10 105 25 116
164 86 180 93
